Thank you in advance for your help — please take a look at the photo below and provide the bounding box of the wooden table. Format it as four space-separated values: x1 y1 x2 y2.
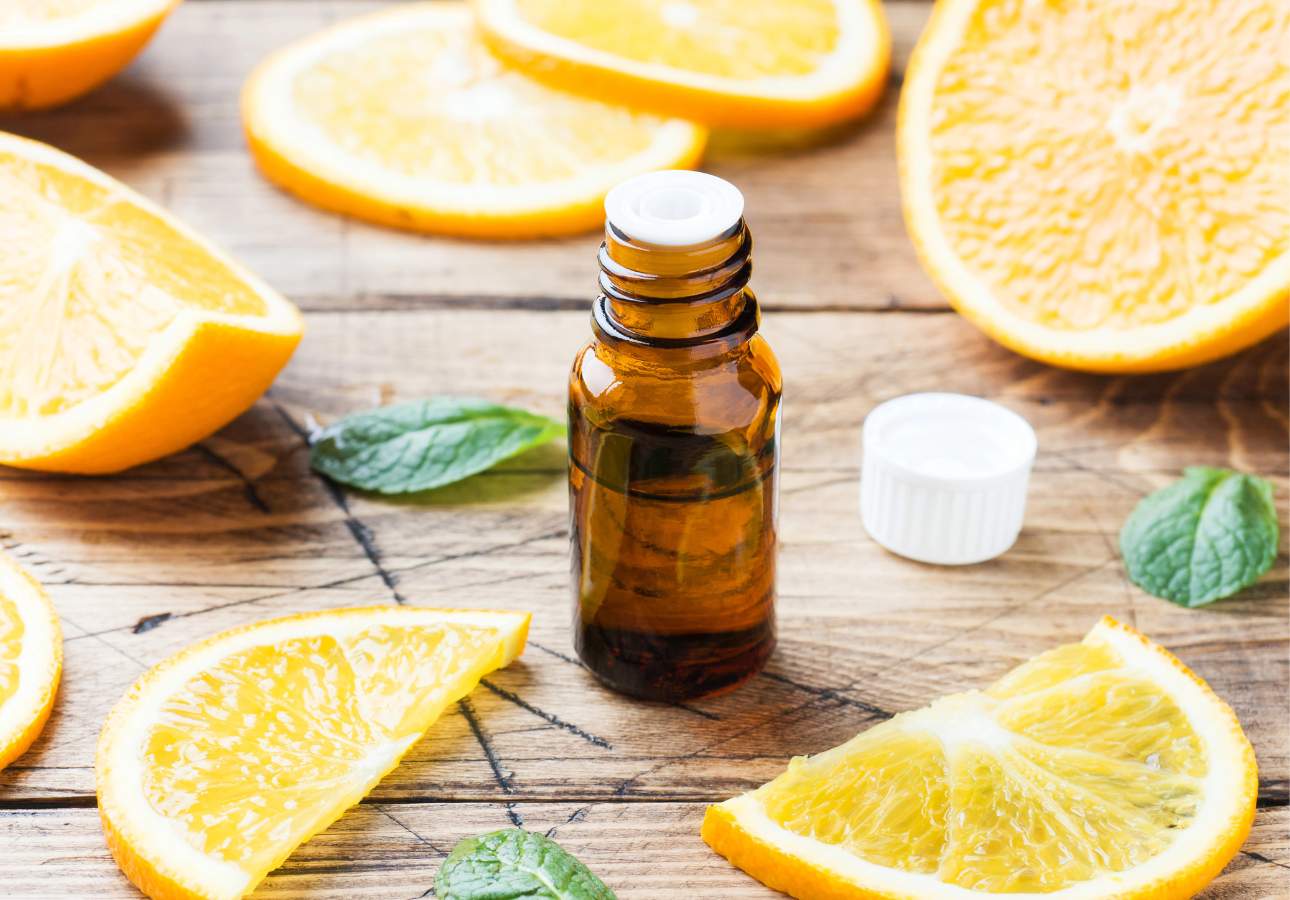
1 2 1287 897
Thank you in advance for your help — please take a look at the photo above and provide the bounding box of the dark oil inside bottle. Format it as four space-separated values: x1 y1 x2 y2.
570 418 777 700
568 191 781 702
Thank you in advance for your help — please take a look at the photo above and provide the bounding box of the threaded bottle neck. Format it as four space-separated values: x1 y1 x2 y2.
594 219 758 350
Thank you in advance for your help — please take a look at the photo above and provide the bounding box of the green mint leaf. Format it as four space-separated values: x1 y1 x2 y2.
1120 466 1279 607
309 398 564 495
435 829 617 900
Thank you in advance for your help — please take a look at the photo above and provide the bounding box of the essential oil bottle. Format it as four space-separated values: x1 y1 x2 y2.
568 171 782 702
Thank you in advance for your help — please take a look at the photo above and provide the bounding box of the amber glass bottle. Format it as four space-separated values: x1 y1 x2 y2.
569 171 782 702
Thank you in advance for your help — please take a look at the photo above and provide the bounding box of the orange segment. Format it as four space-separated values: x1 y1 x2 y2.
0 0 181 110
0 554 62 772
703 617 1257 899
0 132 302 474
97 607 530 900
899 0 1290 372
474 0 891 128
760 730 950 874
243 3 707 238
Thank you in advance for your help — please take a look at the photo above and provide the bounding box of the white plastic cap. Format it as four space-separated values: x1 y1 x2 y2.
604 170 744 246
860 393 1037 565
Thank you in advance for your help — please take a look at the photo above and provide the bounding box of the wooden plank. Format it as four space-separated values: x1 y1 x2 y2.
1 310 1284 814
1 803 1285 899
0 1 940 311
0 1 1286 896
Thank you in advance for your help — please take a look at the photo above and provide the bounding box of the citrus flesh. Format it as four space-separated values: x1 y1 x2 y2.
475 0 891 128
96 607 530 900
0 554 62 771
703 618 1257 899
1 1 103 22
0 0 181 110
899 0 1290 372
242 3 707 238
0 132 302 474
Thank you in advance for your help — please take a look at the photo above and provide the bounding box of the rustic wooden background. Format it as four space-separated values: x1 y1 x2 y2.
1 2 1287 897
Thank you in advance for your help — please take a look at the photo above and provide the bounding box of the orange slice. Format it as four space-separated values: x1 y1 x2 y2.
0 553 61 771
899 0 1290 373
242 3 707 238
703 618 1257 899
475 0 891 128
97 606 530 900
0 131 303 474
0 0 181 110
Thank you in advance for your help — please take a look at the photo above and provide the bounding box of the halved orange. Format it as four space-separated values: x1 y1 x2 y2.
899 0 1290 372
0 553 62 772
0 0 181 110
243 3 707 238
703 618 1257 899
0 131 303 474
475 0 891 128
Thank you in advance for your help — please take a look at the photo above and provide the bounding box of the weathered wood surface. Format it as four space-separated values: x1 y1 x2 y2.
1 1 1288 898
3 311 1287 896
3 805 1288 899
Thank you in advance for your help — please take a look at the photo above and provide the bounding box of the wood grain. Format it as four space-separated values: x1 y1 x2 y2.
3 804 1287 899
0 0 1286 897
1 311 1285 838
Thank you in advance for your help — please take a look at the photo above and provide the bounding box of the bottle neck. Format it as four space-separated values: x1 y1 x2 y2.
593 219 759 353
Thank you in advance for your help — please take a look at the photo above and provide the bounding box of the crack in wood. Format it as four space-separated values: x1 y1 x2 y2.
441 570 551 592
132 612 173 634
477 679 612 749
672 702 721 721
376 528 570 583
272 396 408 605
1241 849 1290 872
341 516 408 605
529 640 583 668
545 805 590 840
851 556 1119 690
528 641 718 719
64 590 289 643
779 475 858 497
0 533 68 581
194 441 271 513
760 671 894 720
456 697 522 828
74 622 153 672
1043 449 1145 497
376 805 449 857
61 527 565 643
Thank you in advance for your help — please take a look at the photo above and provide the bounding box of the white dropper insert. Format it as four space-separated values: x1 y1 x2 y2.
604 170 745 246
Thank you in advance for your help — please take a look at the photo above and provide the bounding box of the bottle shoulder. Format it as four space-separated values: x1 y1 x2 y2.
746 334 783 395
569 335 781 432
572 336 781 389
